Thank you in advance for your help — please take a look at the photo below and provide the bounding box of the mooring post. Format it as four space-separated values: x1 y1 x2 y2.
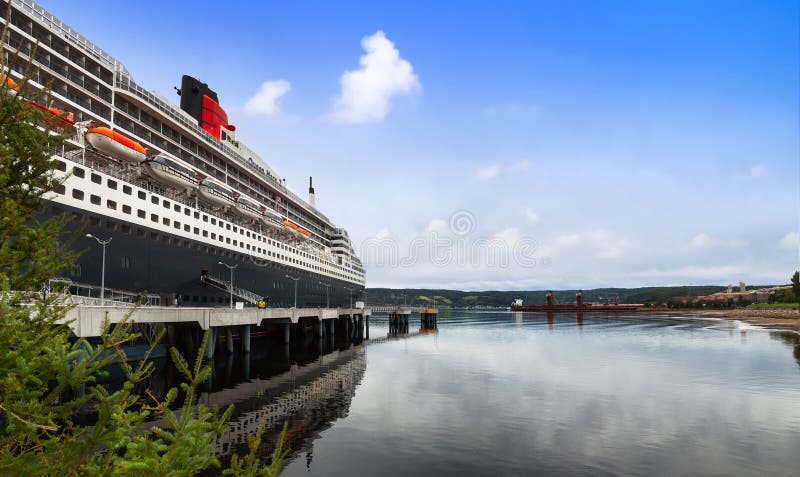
206 328 217 360
226 326 234 354
242 324 251 353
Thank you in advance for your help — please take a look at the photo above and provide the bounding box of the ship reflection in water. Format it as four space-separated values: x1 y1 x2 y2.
195 340 369 472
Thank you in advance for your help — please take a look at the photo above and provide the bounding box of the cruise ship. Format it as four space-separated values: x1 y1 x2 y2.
1 0 366 307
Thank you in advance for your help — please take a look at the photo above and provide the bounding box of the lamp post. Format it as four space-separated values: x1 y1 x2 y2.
218 261 237 309
286 274 299 308
319 282 331 308
85 234 111 301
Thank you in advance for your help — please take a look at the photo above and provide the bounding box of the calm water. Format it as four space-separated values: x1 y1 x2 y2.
201 312 800 476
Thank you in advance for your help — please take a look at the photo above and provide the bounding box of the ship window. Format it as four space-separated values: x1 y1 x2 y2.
55 160 67 171
184 224 190 232
151 197 159 205
192 296 198 302
202 230 208 237
210 218 216 225
106 200 116 210
107 179 117 190
54 184 65 195
174 204 181 212
202 215 208 222
162 217 170 226
89 216 101 226
210 233 216 239
193 227 199 234
184 209 190 216
73 167 85 178
233 240 238 247
232 226 238 233
122 205 131 214
174 221 180 229
137 209 145 219
163 200 170 209
151 214 158 223
90 194 101 205
106 220 116 231
136 228 145 237
123 185 132 195
91 173 101 184
120 257 130 270
226 238 230 244
194 212 199 219
138 191 146 200
226 224 231 230
121 224 131 234
149 232 158 240
69 264 82 278
161 235 169 242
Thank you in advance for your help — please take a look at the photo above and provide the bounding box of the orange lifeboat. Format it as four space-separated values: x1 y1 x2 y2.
283 220 310 240
27 100 74 129
1 73 19 93
85 127 147 164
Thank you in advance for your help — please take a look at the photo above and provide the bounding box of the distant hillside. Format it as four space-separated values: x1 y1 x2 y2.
365 285 779 307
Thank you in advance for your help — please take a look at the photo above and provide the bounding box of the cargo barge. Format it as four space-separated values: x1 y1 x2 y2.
511 291 643 312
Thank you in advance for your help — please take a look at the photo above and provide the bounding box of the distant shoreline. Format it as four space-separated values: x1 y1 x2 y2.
646 308 800 332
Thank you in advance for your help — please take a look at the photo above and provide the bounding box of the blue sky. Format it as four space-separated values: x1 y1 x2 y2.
45 1 799 289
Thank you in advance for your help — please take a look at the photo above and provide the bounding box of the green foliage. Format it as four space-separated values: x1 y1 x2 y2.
792 271 799 306
0 30 288 475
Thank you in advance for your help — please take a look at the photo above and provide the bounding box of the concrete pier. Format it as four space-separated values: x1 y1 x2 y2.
61 306 370 338
242 325 251 353
420 308 438 330
389 307 412 334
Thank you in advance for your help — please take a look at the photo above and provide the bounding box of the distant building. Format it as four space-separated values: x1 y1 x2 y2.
695 283 791 304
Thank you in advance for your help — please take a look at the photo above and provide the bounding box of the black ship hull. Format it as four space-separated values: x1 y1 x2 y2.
45 202 364 308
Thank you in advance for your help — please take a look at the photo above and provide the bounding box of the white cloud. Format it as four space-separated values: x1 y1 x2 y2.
492 227 522 246
244 80 291 116
779 231 799 249
557 234 581 246
524 209 540 225
375 227 392 239
749 164 765 178
426 219 448 234
517 159 530 171
685 232 717 251
476 164 501 180
727 239 749 248
332 30 420 124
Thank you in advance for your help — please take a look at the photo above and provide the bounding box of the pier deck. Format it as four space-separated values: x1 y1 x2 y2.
61 305 371 338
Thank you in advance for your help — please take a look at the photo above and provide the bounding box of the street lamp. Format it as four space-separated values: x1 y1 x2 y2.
286 274 299 308
218 261 237 309
319 281 331 308
85 234 111 301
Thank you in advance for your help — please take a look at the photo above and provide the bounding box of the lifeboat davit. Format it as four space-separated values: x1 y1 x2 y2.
234 196 263 222
85 127 147 164
141 154 198 194
197 176 235 210
283 220 311 240
260 207 284 230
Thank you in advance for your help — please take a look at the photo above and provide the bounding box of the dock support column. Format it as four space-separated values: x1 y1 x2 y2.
226 326 234 354
206 328 217 360
242 325 251 354
318 319 324 340
284 324 291 345
366 316 370 339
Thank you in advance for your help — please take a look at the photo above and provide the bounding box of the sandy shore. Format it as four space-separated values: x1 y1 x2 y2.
673 308 800 332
